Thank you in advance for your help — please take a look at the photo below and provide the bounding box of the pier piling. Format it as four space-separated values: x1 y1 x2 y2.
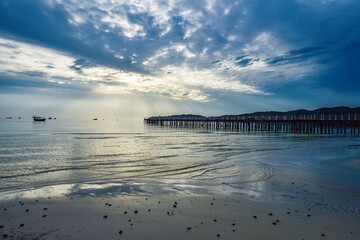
144 115 360 135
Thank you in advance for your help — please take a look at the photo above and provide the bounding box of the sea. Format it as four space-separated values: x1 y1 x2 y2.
0 118 360 217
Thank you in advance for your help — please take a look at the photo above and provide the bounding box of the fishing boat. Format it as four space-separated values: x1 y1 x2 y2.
33 116 46 122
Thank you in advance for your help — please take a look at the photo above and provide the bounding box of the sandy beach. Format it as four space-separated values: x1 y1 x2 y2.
0 189 359 240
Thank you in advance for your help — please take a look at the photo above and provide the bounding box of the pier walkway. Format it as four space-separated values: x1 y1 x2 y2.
144 115 360 135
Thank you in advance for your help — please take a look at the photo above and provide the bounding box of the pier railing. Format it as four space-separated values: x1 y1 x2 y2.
144 115 360 135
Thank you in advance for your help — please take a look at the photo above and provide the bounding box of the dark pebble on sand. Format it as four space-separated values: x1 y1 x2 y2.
3 208 6 211
158 201 161 204
3 234 8 238
42 215 47 218
134 210 138 214
211 203 214 205
307 214 311 217
268 213 273 216
272 222 277 225
174 201 177 205
119 230 123 234
25 209 29 212
103 215 108 219
295 210 298 213
0 225 3 228
173 204 177 208
43 208 47 210
186 227 192 230
217 234 221 237
167 211 170 215
276 219 279 222
148 209 151 212
19 224 24 227
124 211 127 214
213 219 217 222
232 229 236 232
232 223 235 226
128 219 131 222
286 211 290 214
321 234 326 237
253 216 257 219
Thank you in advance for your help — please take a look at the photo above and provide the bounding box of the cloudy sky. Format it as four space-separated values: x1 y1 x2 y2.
0 0 360 119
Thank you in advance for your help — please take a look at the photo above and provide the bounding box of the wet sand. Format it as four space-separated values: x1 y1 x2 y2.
0 193 359 240
343 159 360 169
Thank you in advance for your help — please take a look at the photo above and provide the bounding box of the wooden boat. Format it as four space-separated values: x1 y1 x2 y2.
33 116 46 122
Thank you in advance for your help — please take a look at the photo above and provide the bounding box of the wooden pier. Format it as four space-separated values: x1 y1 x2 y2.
144 115 360 135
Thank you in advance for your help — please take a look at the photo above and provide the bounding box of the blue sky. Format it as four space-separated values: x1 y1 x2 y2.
0 0 360 119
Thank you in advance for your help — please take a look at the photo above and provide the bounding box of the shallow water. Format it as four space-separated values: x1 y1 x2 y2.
0 118 360 216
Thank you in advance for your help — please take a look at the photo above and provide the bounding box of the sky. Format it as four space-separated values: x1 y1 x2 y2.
0 0 360 120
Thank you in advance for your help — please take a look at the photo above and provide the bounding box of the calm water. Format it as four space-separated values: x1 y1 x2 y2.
0 119 360 215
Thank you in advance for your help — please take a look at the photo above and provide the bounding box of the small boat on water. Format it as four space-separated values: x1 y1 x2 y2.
93 118 98 120
48 117 52 120
33 116 46 122
5 117 12 119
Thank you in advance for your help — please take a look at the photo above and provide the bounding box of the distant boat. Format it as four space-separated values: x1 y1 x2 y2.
54 117 56 120
48 117 52 119
93 118 98 120
18 117 21 119
33 116 46 122
5 117 12 119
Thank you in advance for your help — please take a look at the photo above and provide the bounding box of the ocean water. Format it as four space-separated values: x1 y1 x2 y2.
0 118 360 216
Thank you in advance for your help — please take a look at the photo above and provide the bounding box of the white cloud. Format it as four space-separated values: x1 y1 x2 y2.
0 37 265 102
101 15 146 38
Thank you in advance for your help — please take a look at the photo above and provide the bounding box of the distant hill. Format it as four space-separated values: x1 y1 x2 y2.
147 106 360 120
235 106 360 117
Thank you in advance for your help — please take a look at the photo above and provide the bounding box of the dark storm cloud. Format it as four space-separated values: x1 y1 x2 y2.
0 42 16 49
0 74 90 94
70 59 96 73
266 46 324 65
235 58 253 67
0 0 146 73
